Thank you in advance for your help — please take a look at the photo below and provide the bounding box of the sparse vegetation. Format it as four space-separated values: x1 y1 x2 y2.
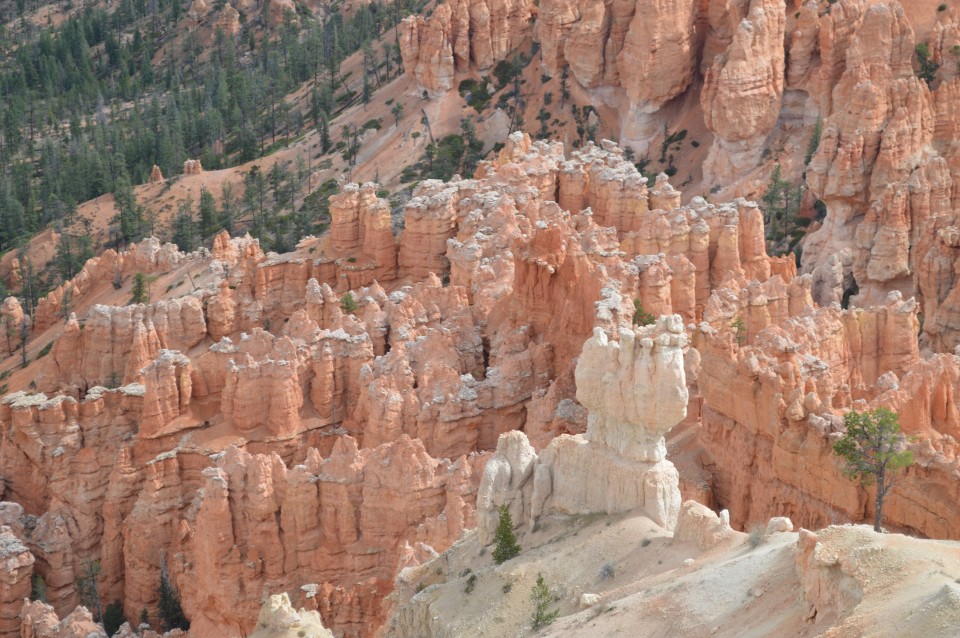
75 560 103 625
464 573 478 594
105 371 122 389
599 563 616 580
158 568 190 631
916 42 939 86
36 341 53 359
760 164 803 246
805 117 823 166
832 407 914 532
633 299 656 327
731 316 747 346
30 574 47 602
340 292 358 314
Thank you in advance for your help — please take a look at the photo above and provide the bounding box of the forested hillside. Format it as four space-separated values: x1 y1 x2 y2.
0 0 424 297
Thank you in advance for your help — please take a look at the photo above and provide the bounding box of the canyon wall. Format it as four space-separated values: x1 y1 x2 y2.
5 132 960 638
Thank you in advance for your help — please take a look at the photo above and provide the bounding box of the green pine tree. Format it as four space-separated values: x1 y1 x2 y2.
491 504 521 565
833 408 914 532
530 572 559 629
131 272 150 305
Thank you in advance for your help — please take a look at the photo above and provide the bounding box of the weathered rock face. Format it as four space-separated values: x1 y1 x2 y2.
0 523 33 637
326 182 398 285
691 285 960 537
167 440 474 636
249 593 333 638
801 0 945 314
477 317 688 544
701 0 786 184
400 0 535 95
148 165 164 183
19 601 107 638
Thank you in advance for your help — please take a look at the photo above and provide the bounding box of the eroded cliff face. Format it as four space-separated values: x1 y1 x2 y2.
0 135 675 637
5 131 960 638
399 0 536 95
394 0 960 356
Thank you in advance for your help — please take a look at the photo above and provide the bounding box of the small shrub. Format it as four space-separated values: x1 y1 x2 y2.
346 256 357 263
731 316 747 345
939 3 948 11
916 43 939 86
105 371 122 389
464 573 477 594
415 582 426 593
748 525 766 549
641 538 652 547
340 292 358 314
361 118 383 132
633 299 656 326
599 563 615 580
502 583 513 594
479 547 486 557
36 341 53 359
30 574 47 602
458 78 492 111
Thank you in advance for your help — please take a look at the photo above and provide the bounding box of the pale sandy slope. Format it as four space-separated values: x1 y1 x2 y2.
385 512 960 638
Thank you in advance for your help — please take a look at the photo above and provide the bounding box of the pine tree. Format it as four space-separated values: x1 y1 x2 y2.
530 573 559 630
75 560 103 623
491 504 521 565
131 272 150 305
320 114 332 153
157 571 190 631
198 188 216 239
833 408 914 532
171 197 197 252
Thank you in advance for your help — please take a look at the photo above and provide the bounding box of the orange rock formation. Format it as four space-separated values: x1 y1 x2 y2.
6 131 960 638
